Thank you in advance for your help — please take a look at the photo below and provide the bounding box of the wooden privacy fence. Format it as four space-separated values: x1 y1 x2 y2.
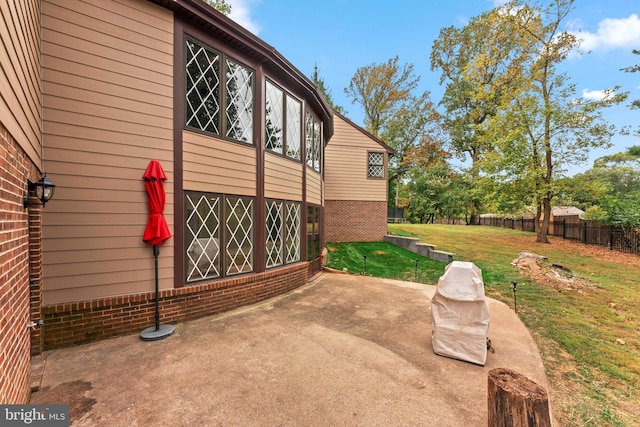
479 217 640 255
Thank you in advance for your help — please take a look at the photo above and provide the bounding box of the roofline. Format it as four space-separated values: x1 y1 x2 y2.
147 0 334 140
332 110 395 155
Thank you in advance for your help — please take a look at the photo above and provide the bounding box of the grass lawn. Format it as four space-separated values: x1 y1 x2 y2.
327 224 640 427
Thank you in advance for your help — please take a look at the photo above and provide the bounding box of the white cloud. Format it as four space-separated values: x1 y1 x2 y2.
227 0 261 35
582 88 615 101
572 14 640 52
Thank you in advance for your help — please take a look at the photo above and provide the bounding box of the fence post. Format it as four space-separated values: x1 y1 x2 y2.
522 216 524 231
583 220 587 245
609 227 614 250
562 219 566 239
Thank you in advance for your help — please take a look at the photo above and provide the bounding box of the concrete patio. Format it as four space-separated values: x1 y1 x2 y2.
30 272 549 426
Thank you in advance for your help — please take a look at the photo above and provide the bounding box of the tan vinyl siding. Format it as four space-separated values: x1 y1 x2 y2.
183 130 257 196
0 0 42 164
265 152 303 200
41 0 174 305
325 114 388 201
306 170 322 205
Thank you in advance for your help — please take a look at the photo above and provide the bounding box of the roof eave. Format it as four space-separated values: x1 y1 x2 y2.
147 0 333 139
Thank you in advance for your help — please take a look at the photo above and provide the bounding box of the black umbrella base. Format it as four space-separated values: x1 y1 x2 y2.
140 324 175 341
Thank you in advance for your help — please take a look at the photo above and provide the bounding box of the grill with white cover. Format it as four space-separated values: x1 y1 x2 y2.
431 261 490 365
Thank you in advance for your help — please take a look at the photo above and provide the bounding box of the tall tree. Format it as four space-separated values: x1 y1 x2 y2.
311 64 347 115
345 56 445 211
486 0 626 242
344 56 421 138
448 0 625 242
431 7 528 223
202 0 231 15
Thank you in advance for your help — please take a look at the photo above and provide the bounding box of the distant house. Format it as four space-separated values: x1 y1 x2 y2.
325 112 395 242
549 206 585 236
550 206 585 222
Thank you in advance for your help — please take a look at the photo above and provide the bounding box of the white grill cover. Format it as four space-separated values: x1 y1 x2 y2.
431 261 490 365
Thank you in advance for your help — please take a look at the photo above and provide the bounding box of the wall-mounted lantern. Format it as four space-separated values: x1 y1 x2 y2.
23 175 56 208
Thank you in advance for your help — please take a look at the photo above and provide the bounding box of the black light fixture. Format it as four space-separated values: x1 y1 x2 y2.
24 174 56 208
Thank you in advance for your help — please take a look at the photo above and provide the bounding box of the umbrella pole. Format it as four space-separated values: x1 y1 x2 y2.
140 244 175 341
154 245 160 331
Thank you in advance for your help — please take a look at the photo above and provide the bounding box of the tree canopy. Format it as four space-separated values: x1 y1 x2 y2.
202 0 231 15
311 65 347 115
432 0 626 240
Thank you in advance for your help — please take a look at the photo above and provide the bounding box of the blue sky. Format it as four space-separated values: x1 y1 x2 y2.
226 0 640 175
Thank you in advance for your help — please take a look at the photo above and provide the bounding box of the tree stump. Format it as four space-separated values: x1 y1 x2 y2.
488 368 552 427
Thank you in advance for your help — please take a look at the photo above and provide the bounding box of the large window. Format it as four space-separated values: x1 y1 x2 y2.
265 80 301 160
185 192 254 282
185 38 254 144
265 200 283 268
225 196 254 275
185 39 220 134
265 200 301 269
285 202 301 263
368 152 384 178
305 112 322 172
185 193 221 282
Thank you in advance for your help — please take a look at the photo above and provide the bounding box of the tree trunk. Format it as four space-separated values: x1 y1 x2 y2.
536 198 551 243
488 368 552 427
395 174 400 214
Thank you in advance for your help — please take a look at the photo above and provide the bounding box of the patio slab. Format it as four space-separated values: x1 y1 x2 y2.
30 272 549 426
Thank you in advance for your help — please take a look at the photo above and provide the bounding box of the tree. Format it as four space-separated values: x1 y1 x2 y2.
382 93 448 211
431 6 529 223
345 56 421 138
406 161 469 224
311 64 347 115
345 56 446 212
465 0 625 242
202 0 231 15
621 49 640 110
564 146 640 228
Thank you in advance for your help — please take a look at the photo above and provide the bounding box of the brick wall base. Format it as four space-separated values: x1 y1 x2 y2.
325 200 388 242
0 122 40 404
42 262 309 350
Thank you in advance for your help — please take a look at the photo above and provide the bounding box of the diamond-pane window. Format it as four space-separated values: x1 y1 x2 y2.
368 152 384 178
313 120 321 172
265 81 284 154
305 112 314 168
286 95 301 160
286 202 301 263
226 59 254 143
185 40 220 134
226 197 254 275
185 193 221 282
265 200 283 268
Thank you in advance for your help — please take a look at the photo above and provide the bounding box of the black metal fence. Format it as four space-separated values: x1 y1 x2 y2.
478 217 640 255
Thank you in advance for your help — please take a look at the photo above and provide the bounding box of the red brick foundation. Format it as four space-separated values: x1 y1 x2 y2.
0 122 40 404
42 262 309 350
325 200 388 242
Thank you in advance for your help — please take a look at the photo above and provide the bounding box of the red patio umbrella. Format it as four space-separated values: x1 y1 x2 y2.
140 160 175 341
142 160 171 246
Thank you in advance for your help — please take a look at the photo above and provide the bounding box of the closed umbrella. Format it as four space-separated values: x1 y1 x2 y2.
140 160 175 341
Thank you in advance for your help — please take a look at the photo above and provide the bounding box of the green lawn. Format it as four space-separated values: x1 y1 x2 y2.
325 241 446 284
327 224 640 427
